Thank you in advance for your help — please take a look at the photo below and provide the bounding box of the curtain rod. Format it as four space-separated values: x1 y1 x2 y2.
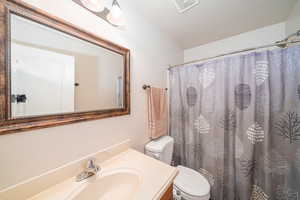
168 30 300 70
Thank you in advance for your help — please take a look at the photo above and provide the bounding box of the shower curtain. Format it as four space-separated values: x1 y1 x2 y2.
169 45 300 200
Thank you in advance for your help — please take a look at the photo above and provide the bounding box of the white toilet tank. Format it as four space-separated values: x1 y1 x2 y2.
145 136 174 165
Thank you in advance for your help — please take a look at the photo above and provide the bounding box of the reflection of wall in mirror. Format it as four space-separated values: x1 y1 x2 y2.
116 76 123 107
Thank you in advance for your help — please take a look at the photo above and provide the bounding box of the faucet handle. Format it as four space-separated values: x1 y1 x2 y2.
86 158 100 172
86 158 96 168
76 158 100 182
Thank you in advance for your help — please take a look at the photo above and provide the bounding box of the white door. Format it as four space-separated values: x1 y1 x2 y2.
11 42 75 117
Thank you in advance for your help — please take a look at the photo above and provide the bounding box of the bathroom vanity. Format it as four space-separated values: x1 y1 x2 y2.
160 184 173 200
0 140 178 200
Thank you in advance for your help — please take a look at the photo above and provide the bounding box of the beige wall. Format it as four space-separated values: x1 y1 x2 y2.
286 0 300 35
184 23 286 62
0 0 183 190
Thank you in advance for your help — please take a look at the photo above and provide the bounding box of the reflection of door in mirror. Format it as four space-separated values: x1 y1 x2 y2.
74 49 124 111
11 42 75 117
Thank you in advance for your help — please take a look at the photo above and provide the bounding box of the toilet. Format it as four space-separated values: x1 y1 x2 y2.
145 136 211 200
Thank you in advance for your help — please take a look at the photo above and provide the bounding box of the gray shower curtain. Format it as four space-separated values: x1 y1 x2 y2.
169 45 300 200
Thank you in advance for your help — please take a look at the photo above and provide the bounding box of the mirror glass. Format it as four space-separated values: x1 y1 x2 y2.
10 14 124 118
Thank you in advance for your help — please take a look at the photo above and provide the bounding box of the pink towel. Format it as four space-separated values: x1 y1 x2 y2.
147 87 168 139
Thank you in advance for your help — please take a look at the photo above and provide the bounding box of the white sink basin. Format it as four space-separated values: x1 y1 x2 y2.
68 169 142 200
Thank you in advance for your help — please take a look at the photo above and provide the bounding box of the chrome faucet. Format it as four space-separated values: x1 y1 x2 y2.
76 158 100 182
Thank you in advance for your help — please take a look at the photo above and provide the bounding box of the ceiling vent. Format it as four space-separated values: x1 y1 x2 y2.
172 0 199 13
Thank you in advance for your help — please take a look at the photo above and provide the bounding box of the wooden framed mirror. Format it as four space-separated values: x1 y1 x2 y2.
0 0 130 135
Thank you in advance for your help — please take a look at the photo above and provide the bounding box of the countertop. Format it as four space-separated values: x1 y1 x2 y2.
25 149 178 200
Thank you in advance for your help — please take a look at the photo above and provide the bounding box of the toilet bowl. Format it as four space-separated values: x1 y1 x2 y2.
145 136 211 200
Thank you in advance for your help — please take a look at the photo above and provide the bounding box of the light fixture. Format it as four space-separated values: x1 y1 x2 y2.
107 0 125 26
80 0 105 12
74 0 125 27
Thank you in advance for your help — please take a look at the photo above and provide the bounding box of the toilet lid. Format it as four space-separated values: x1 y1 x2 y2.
145 136 174 153
174 166 210 197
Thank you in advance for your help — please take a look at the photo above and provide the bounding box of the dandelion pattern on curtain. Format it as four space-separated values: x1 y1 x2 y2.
169 45 300 200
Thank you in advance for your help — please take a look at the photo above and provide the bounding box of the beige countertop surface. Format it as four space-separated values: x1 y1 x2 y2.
23 149 178 200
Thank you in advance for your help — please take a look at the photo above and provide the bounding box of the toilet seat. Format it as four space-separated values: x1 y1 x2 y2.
174 166 211 200
144 137 211 200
